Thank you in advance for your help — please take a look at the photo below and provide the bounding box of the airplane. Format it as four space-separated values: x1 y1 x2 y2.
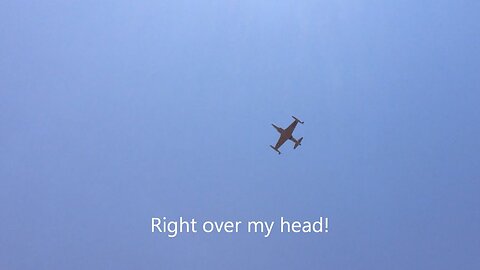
270 116 304 154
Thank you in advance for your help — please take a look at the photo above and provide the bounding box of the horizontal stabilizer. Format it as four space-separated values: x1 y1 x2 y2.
294 137 303 149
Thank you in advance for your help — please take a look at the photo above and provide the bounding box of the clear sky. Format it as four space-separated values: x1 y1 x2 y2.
1 1 480 269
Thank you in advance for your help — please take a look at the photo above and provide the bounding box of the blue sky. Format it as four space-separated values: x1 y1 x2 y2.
1 1 480 269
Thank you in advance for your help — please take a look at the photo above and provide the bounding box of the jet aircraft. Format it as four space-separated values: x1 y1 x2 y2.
270 116 304 154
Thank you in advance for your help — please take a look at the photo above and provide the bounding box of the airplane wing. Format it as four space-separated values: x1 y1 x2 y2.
274 135 289 149
284 120 299 135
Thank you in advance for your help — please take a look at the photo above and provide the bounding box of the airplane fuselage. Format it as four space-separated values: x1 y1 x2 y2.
273 125 298 143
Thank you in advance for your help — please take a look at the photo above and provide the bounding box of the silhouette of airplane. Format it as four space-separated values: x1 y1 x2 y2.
270 116 304 154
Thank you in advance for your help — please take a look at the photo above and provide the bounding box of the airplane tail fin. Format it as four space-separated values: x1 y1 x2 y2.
270 145 281 154
294 137 303 149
